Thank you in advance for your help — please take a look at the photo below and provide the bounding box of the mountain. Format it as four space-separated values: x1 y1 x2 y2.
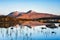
8 10 58 18
4 10 60 28
17 10 57 19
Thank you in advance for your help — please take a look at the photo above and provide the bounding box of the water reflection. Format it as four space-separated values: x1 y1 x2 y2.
0 26 60 40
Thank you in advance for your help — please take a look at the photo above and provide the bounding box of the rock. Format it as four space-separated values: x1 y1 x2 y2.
59 24 60 27
11 27 13 29
46 23 57 29
26 25 31 28
51 31 56 34
41 27 46 29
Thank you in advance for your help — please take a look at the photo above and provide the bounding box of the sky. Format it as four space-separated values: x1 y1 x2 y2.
0 0 60 15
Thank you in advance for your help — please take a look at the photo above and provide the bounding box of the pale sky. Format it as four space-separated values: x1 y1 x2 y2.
0 0 60 15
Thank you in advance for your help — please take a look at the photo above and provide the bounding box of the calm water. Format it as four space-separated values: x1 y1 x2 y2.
0 26 60 40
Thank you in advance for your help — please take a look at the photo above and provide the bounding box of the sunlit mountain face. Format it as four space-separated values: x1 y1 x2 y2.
8 10 57 19
0 10 60 40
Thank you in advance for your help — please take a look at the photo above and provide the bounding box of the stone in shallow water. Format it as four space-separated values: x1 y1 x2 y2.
59 24 60 27
41 27 46 29
25 25 32 28
46 23 58 29
11 27 13 29
51 31 56 34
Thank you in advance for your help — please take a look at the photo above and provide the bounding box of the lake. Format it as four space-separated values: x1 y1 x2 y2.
0 26 60 40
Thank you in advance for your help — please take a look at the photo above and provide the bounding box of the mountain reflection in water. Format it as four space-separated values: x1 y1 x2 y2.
0 26 60 40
